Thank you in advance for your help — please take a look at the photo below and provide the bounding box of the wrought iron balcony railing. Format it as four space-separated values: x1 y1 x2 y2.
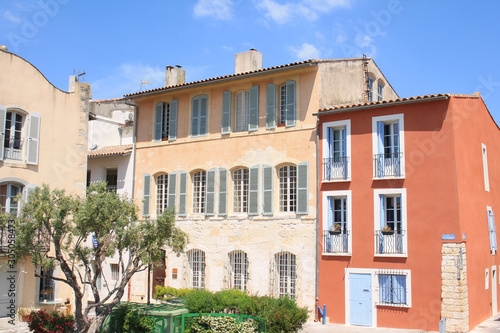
322 230 350 254
3 136 26 161
323 156 349 181
375 229 405 255
374 152 403 178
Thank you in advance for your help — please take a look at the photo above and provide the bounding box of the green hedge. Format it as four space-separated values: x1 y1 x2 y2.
155 287 308 333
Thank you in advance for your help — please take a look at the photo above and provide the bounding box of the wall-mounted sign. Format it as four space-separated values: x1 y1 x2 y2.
442 234 456 240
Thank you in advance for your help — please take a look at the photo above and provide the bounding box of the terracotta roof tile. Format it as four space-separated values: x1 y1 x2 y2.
88 144 133 158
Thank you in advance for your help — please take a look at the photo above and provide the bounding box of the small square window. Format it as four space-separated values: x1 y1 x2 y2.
111 264 119 281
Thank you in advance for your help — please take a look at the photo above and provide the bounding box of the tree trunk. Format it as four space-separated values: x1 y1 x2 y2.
74 296 89 333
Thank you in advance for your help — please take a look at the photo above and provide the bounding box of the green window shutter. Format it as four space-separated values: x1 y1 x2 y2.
178 171 187 216
169 99 178 141
143 173 151 217
266 83 276 129
167 172 177 209
191 98 199 136
285 80 296 127
200 95 208 136
0 105 6 161
154 102 164 142
248 165 259 215
249 85 259 131
262 165 274 215
296 162 308 214
221 91 231 134
206 168 216 216
218 168 228 216
26 113 41 165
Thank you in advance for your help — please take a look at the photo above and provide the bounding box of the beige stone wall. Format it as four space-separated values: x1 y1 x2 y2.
441 243 469 333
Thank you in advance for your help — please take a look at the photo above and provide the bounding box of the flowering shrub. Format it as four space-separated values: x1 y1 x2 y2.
190 315 257 333
27 309 75 333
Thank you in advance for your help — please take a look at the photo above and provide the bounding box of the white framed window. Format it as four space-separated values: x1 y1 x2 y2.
235 91 249 132
228 250 249 291
192 171 206 214
377 269 411 307
110 263 119 281
187 249 206 289
278 81 296 127
154 100 178 142
191 95 208 137
322 120 351 181
156 174 168 214
1 108 40 165
38 268 54 302
487 207 497 255
377 81 384 101
233 168 249 213
279 165 297 212
322 190 352 255
367 75 375 102
374 188 407 256
271 251 297 299
482 144 490 192
0 183 23 216
486 268 490 290
372 114 405 179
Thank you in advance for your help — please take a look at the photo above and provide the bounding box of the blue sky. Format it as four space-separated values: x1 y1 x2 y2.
1 0 500 124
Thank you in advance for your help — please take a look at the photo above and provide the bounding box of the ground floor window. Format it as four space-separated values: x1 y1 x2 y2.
187 249 206 289
272 251 297 299
0 183 23 216
228 250 249 291
378 270 409 306
38 268 54 302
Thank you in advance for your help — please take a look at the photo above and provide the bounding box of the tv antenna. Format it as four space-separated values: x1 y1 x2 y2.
140 79 149 91
73 69 86 82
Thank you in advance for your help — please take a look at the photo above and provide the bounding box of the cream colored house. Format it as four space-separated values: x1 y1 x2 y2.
0 47 90 316
125 50 397 312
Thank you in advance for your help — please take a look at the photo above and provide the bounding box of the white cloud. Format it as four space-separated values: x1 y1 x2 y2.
4 10 21 23
290 42 320 60
254 0 354 24
193 0 234 20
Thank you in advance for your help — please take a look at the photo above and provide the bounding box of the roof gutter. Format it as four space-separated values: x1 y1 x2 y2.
127 62 318 98
313 95 450 117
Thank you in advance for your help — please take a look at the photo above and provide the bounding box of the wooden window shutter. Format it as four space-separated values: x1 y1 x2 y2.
143 173 151 217
262 165 274 215
169 99 178 141
26 113 41 165
218 168 228 216
206 168 216 216
296 161 308 214
285 80 296 127
221 91 231 134
200 95 208 136
0 106 5 161
154 102 164 142
191 98 199 136
167 172 177 209
178 171 187 216
266 83 276 129
248 165 259 215
249 85 259 131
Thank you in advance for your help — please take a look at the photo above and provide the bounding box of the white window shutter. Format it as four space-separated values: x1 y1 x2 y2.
218 168 228 216
23 184 38 209
206 168 216 216
285 80 296 127
27 113 41 165
249 85 259 131
169 99 178 141
178 171 187 216
248 165 259 215
143 174 151 217
221 91 231 134
154 102 163 142
266 84 276 129
0 106 5 161
167 172 177 209
262 165 273 215
296 161 308 214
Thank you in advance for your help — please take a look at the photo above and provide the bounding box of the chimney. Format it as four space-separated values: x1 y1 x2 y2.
235 49 263 74
165 65 185 87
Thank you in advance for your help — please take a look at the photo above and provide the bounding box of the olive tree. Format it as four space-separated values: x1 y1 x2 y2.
15 182 188 333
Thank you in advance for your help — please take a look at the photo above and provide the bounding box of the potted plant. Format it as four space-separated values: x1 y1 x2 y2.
329 223 342 235
18 307 30 322
381 225 394 235
40 287 53 301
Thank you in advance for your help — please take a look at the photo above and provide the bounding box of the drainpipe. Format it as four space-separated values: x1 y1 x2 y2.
124 100 138 200
315 116 320 321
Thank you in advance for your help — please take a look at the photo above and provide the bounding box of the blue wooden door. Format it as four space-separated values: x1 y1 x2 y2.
349 273 372 326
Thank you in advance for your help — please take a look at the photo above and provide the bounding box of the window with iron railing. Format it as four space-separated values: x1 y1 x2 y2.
372 114 404 179
374 189 407 256
322 120 350 182
377 269 410 307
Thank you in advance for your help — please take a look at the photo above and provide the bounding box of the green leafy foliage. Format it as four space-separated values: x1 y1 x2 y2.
184 289 215 313
114 303 156 333
27 309 75 333
189 315 257 333
153 285 190 300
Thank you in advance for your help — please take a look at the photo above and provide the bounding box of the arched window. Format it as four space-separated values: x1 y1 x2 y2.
377 80 385 101
192 171 206 214
156 174 168 213
187 249 206 289
278 165 297 212
233 168 249 213
0 183 23 216
272 251 297 299
228 250 249 291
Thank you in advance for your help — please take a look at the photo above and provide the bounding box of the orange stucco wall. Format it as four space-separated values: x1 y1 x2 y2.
318 96 500 331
